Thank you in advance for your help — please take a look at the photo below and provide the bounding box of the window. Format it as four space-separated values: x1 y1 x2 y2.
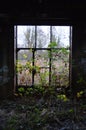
14 25 72 91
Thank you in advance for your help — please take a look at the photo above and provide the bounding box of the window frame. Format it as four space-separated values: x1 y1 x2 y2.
14 25 72 92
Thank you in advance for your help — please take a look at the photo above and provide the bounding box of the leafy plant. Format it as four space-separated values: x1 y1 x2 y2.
16 41 70 95
16 60 23 73
48 42 57 48
57 94 69 101
18 87 25 96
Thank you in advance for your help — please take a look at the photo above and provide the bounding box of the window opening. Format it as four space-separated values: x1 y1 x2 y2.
15 25 72 91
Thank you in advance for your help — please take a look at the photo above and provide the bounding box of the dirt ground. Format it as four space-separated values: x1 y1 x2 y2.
0 96 86 130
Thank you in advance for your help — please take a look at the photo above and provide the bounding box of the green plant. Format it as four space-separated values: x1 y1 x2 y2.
57 94 69 101
6 115 18 129
39 71 49 86
16 60 23 73
16 41 70 94
18 87 25 96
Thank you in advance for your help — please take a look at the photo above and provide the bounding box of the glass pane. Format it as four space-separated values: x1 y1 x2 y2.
34 68 49 86
35 50 49 67
17 50 32 85
37 26 50 48
51 48 69 87
52 26 70 48
17 26 35 48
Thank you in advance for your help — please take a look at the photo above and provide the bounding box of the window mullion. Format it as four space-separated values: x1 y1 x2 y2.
32 26 37 86
32 49 35 86
35 26 37 48
49 49 52 86
50 26 52 43
49 26 52 86
69 26 72 90
15 26 18 89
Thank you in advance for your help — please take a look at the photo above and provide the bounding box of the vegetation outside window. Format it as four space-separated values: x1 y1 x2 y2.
15 25 72 92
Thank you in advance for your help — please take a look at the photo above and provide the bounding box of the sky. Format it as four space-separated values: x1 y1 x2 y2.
17 26 70 48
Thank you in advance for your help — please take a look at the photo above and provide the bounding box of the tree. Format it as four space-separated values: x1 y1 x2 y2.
24 26 35 48
24 26 49 49
37 28 46 48
52 26 61 48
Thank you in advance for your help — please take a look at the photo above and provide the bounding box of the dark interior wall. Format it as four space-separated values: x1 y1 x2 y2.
0 23 14 99
72 24 86 96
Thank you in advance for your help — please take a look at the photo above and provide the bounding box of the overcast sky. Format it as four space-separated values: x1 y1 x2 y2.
17 26 70 48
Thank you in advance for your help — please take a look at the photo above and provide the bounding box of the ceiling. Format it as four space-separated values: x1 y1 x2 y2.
0 1 86 24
